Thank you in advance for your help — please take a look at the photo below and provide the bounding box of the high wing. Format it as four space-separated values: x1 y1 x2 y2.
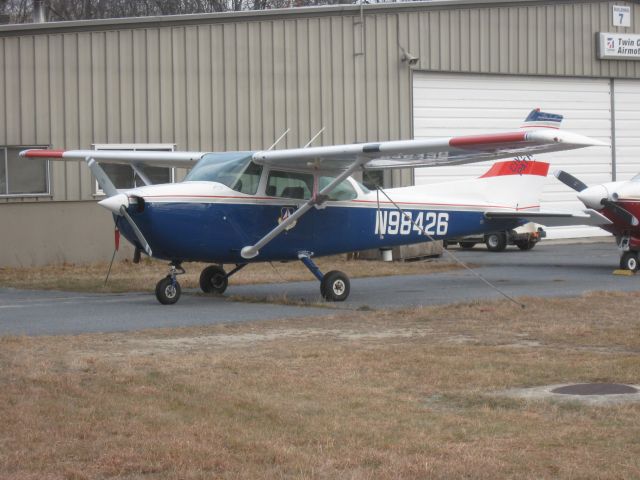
21 127 605 173
252 129 607 171
20 149 206 168
484 209 613 227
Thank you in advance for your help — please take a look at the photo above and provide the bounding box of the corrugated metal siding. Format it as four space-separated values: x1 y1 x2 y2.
2 13 412 201
406 1 640 78
0 1 638 203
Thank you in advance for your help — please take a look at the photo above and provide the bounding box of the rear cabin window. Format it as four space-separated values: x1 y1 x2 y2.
267 171 313 199
319 176 358 201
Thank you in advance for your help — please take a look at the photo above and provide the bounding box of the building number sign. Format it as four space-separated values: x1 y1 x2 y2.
613 5 631 28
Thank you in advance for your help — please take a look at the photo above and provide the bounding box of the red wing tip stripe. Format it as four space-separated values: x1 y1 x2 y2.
449 132 527 148
480 160 550 178
23 149 65 158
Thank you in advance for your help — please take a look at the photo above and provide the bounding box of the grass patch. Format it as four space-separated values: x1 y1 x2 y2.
1 292 640 478
0 255 460 294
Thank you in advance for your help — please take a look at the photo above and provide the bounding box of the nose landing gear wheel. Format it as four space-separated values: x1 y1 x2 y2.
321 270 350 302
199 265 228 294
620 251 639 271
155 276 182 305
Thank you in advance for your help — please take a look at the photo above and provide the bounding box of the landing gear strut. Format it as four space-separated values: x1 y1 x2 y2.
155 263 185 305
299 253 350 302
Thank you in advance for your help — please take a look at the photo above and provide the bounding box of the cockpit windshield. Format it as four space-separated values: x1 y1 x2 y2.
184 152 262 195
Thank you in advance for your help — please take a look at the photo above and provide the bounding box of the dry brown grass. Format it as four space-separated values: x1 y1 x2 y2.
0 255 459 294
2 292 640 479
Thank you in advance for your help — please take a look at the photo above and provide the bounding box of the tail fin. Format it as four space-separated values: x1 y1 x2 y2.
474 159 550 209
408 159 550 210
479 159 550 179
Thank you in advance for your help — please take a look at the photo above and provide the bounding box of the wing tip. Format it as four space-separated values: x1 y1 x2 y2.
21 149 65 158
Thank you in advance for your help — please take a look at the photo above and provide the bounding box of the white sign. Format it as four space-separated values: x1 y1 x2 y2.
613 5 631 27
598 32 640 60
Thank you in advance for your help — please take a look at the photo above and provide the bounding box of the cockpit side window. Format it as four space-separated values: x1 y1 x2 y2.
184 152 262 195
267 170 313 199
232 161 263 195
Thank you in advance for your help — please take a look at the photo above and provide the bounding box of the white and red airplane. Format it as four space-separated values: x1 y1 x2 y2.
555 169 640 271
22 110 608 304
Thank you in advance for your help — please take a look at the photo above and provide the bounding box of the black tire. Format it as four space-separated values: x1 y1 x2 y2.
620 251 639 271
515 239 536 251
458 241 477 250
155 276 181 305
321 270 350 302
485 232 507 252
199 265 228 294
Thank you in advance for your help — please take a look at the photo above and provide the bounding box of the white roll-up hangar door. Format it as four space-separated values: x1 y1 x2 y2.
613 79 640 182
412 73 613 239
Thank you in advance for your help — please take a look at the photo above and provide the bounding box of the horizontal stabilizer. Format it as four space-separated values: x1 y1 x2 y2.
484 209 612 227
521 109 563 129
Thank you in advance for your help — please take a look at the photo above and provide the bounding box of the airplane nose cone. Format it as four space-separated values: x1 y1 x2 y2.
98 193 129 214
577 185 609 209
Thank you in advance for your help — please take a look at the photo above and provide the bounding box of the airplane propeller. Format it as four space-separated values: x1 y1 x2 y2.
87 158 154 257
600 198 639 226
553 169 588 192
554 169 639 227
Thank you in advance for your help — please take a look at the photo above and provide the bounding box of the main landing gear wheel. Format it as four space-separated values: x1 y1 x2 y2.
620 251 639 271
515 239 536 251
155 276 181 305
321 270 350 302
458 241 477 250
485 232 507 252
199 265 228 294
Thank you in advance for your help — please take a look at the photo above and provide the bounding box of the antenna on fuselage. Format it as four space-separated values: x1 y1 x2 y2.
268 128 291 151
303 127 326 148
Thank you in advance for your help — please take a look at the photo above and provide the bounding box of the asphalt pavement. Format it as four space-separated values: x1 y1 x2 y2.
1 239 638 336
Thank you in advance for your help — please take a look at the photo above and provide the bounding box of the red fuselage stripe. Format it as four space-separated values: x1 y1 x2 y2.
140 194 539 211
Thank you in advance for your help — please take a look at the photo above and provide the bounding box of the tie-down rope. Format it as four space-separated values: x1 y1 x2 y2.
375 186 526 309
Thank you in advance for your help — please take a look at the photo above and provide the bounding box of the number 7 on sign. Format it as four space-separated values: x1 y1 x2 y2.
613 5 631 27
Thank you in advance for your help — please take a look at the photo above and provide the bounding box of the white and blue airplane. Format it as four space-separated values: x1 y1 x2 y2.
21 110 609 304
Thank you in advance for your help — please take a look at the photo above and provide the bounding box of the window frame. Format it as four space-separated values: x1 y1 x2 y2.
0 145 51 198
92 143 176 196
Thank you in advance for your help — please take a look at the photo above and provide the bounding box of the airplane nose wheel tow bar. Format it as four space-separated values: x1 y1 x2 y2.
199 263 247 294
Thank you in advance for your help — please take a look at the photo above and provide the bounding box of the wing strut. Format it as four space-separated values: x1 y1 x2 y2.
240 158 366 259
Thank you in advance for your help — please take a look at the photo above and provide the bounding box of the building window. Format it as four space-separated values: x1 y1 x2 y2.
93 144 176 194
0 146 50 196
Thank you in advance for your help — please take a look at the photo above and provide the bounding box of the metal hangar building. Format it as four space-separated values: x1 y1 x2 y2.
0 0 638 266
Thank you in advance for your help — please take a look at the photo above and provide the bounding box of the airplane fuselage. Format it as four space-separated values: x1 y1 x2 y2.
117 180 525 264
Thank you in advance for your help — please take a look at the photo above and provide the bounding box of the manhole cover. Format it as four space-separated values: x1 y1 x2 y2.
551 383 638 396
